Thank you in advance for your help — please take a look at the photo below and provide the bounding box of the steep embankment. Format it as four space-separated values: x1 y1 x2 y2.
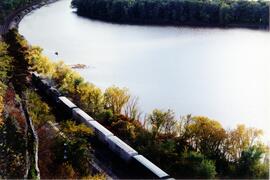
1 30 106 179
0 1 55 179
1 26 108 178
0 41 28 178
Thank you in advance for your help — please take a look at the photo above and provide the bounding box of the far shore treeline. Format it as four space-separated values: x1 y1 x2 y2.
71 0 269 29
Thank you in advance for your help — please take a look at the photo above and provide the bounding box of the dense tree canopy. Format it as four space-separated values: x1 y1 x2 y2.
72 0 269 29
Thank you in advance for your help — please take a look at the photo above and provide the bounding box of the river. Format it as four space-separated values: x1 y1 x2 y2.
19 0 270 141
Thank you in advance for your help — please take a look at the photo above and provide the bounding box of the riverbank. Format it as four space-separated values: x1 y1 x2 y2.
0 0 60 37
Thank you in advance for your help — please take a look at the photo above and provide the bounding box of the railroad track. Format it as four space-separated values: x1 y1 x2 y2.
0 0 59 37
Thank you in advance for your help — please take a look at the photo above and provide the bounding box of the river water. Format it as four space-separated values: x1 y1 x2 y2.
19 0 270 140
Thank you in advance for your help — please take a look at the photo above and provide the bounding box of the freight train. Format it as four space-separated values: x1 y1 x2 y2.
31 72 171 179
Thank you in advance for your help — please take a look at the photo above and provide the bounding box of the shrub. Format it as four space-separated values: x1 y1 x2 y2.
199 159 217 179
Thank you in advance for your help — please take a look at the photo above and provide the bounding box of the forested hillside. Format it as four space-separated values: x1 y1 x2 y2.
72 0 269 28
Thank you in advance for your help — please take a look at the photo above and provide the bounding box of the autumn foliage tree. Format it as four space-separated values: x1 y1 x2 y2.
147 109 177 137
184 116 227 158
104 86 130 114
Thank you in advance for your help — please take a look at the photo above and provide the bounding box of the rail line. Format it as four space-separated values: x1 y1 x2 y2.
0 0 59 37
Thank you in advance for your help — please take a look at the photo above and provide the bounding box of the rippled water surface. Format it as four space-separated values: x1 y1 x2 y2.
19 0 270 140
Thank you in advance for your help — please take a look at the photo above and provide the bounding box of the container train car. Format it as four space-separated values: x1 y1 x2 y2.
31 72 170 179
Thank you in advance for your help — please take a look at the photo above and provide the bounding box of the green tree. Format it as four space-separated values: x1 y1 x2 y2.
237 145 269 179
172 151 217 179
199 159 217 179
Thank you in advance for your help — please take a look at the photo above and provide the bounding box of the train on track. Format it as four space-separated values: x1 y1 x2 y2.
31 72 171 179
